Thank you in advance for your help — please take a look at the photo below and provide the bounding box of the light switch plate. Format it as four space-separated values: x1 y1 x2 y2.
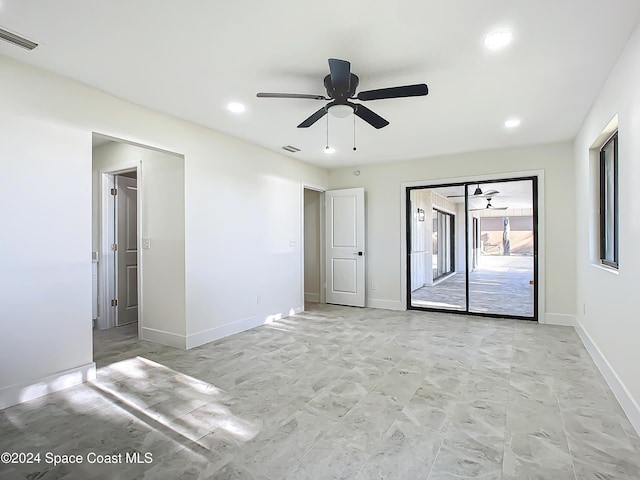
142 238 150 249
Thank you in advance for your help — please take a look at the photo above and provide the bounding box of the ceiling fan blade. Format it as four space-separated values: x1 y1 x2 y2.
257 93 327 100
354 104 389 129
357 84 428 101
469 206 509 211
328 58 351 91
297 107 328 128
447 188 500 199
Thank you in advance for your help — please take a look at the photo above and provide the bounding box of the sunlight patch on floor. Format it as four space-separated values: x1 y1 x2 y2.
91 356 260 445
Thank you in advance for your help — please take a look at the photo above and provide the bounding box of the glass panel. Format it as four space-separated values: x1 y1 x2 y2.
409 186 465 311
467 180 535 318
602 140 616 262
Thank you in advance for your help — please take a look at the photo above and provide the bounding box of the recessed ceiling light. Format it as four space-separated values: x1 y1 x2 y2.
227 102 246 114
324 147 336 154
484 29 513 50
505 118 521 128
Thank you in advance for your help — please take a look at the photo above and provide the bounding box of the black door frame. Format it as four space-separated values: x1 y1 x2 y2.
406 176 539 322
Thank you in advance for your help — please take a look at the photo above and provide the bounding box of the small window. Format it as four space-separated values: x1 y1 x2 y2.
599 132 618 268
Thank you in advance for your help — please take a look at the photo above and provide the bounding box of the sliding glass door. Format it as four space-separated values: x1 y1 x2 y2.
407 177 537 321
408 186 466 311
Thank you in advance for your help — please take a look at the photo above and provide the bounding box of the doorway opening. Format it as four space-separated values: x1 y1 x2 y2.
407 177 538 320
303 187 324 306
93 135 144 341
432 208 456 281
92 133 186 360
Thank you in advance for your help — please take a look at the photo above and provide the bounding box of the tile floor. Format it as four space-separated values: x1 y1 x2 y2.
412 255 534 317
1 304 639 479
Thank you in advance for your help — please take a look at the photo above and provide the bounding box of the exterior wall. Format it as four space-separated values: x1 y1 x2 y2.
574 20 640 433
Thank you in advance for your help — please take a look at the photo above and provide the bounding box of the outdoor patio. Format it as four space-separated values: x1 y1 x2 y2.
411 255 534 318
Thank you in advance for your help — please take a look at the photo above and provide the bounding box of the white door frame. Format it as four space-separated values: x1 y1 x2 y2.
400 169 546 322
98 164 143 336
300 183 326 310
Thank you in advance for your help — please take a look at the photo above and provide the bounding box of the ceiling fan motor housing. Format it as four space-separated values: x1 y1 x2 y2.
324 74 359 103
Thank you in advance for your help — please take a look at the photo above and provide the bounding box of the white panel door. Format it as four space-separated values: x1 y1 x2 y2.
116 175 138 326
325 188 365 307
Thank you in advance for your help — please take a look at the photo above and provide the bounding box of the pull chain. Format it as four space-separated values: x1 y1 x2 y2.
325 114 330 151
353 113 357 151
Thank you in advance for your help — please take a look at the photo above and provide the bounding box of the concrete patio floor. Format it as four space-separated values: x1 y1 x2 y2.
411 255 535 318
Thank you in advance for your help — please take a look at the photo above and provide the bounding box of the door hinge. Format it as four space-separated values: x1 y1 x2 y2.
110 188 117 195
111 243 117 251
111 298 118 307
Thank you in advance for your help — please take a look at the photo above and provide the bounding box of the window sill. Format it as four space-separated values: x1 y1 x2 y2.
590 263 619 275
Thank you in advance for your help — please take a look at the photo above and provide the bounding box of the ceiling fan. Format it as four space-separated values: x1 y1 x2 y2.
469 198 508 212
447 184 500 199
256 58 428 129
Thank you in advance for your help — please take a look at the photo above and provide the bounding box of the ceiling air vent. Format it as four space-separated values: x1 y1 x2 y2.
0 28 38 50
282 145 301 153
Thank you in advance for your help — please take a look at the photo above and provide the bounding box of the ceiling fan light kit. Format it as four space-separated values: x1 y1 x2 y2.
328 104 353 118
257 58 429 132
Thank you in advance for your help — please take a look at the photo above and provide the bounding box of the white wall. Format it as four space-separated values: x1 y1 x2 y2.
0 114 93 406
328 142 576 319
409 189 430 289
303 189 321 302
0 56 328 406
574 21 640 432
409 189 459 290
92 142 186 339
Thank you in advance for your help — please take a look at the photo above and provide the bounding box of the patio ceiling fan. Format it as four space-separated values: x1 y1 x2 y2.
469 198 508 212
447 184 499 199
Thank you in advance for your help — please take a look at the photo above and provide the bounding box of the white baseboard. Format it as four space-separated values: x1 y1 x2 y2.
0 363 96 410
544 313 576 326
304 293 320 303
366 298 404 311
186 316 261 350
575 320 640 436
141 327 186 350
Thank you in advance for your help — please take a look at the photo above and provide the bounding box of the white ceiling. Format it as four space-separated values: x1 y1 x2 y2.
1 1 639 168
